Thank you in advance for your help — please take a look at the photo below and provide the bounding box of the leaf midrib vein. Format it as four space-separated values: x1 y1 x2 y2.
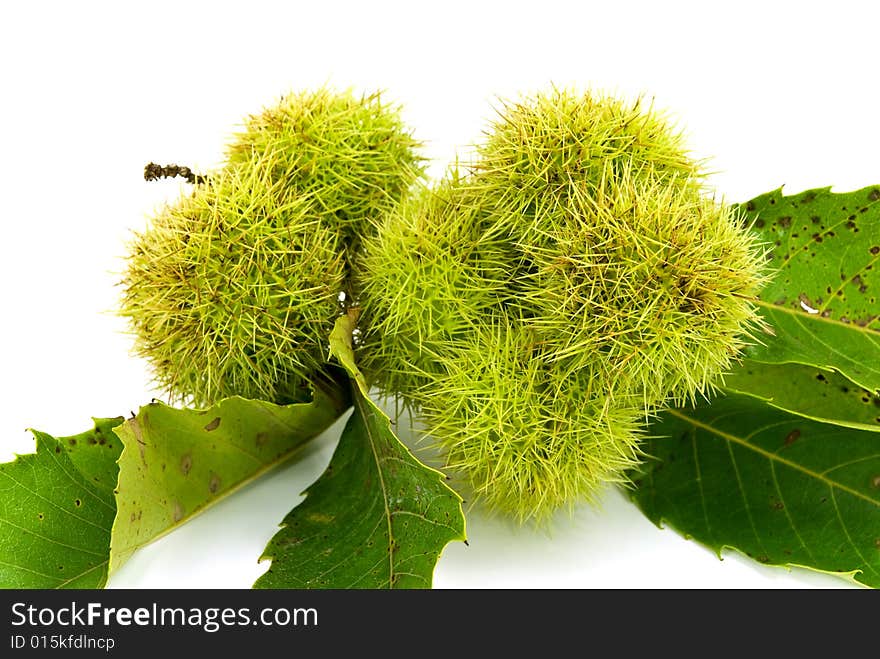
789 313 880 377
110 408 337 568
755 299 879 338
761 190 880 274
354 390 394 588
667 409 880 507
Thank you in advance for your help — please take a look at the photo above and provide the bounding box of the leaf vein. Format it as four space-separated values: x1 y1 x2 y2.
667 409 880 508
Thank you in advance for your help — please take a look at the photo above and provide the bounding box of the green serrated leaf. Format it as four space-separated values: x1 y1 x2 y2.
632 393 880 587
2 384 348 589
0 418 124 588
109 381 349 572
255 312 466 589
723 360 880 432
738 185 880 391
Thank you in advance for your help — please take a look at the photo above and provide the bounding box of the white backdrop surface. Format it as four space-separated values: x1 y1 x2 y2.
1 1 874 588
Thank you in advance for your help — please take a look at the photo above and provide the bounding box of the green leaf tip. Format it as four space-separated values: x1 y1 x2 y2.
254 316 466 589
634 393 880 588
356 88 766 522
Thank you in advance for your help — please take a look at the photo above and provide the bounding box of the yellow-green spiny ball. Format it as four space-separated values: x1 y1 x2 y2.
357 88 765 521
226 87 425 251
356 175 511 403
470 89 765 407
418 318 645 522
121 166 345 406
122 89 424 405
474 88 701 241
514 168 767 407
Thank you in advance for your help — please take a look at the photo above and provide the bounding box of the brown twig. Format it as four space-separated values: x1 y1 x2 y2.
144 162 207 185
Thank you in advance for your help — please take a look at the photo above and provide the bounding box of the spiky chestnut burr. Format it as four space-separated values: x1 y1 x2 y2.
226 88 424 253
122 89 423 405
121 165 345 406
358 89 708 402
356 173 512 403
357 89 765 521
515 167 767 407
473 88 701 241
418 318 645 522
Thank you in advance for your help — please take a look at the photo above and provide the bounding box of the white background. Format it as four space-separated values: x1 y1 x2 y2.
1 1 874 589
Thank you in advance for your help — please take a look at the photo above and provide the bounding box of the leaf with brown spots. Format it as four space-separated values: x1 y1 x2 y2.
255 314 466 589
109 380 349 573
632 393 880 587
739 185 880 391
3 376 348 587
0 418 124 588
